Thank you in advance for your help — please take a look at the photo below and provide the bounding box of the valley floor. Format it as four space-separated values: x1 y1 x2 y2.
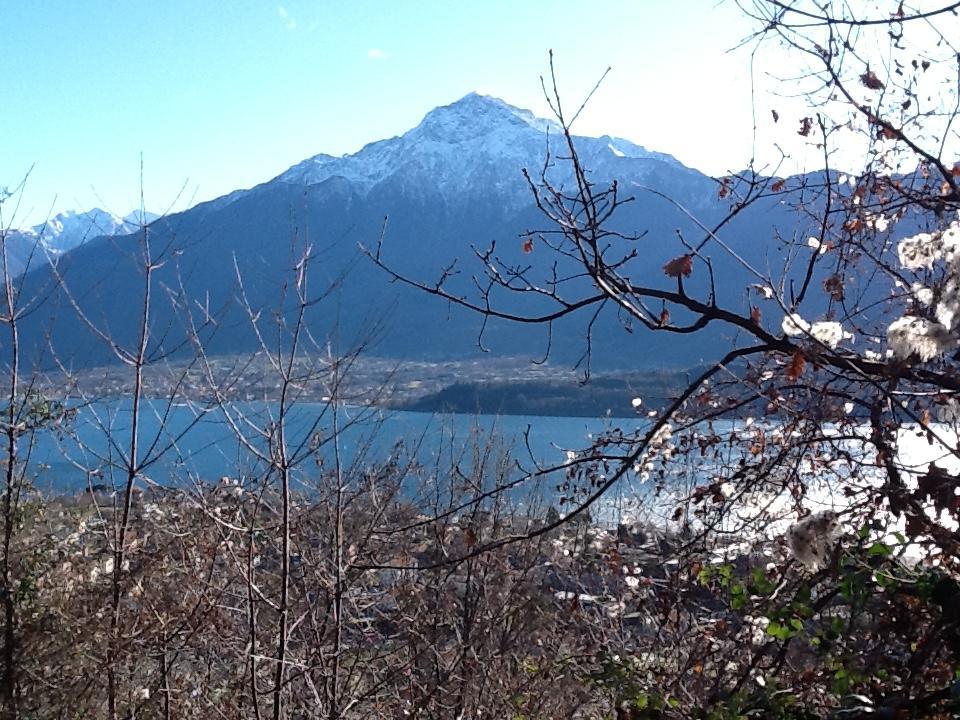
37 353 693 417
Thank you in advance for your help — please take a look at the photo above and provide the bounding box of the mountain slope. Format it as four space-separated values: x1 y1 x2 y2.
12 94 815 372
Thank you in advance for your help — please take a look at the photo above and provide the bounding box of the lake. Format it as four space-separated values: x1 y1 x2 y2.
23 399 658 500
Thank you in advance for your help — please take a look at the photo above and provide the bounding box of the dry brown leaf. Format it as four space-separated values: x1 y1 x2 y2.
824 275 844 301
845 218 864 233
663 254 694 279
880 125 899 140
786 349 806 381
860 69 885 90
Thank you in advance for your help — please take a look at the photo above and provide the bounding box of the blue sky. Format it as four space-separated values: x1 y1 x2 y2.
3 1 786 226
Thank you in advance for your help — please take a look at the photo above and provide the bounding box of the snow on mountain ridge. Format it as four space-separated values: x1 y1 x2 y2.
19 207 158 255
276 93 687 205
414 92 564 137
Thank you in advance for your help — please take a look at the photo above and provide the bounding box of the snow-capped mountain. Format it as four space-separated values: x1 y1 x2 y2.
5 208 158 277
20 208 158 255
276 93 689 208
13 93 807 371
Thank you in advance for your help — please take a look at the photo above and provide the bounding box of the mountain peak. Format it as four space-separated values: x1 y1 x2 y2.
17 207 157 256
275 93 690 200
414 92 561 139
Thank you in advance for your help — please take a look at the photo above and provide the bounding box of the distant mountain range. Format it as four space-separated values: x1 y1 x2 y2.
5 208 158 277
11 93 832 372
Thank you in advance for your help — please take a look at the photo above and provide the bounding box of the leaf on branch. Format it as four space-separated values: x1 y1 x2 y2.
771 179 786 193
952 163 960 178
824 275 845 301
522 238 534 254
659 308 670 326
751 283 775 300
879 124 900 140
718 178 731 199
844 217 864 233
860 69 885 90
915 464 960 519
771 109 780 123
750 306 762 326
905 510 926 538
663 254 694 279
798 117 813 137
785 349 805 381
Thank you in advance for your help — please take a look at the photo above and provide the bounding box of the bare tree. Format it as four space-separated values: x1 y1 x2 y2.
365 6 960 713
10 3 960 717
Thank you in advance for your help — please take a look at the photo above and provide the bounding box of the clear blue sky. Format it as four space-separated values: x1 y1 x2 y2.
3 0 787 227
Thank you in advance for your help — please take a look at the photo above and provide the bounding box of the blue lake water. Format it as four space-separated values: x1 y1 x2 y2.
25 400 653 497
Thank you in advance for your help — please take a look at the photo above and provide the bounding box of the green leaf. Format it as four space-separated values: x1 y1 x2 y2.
766 621 794 641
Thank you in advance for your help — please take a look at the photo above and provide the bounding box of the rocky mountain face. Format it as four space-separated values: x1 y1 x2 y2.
12 94 820 371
